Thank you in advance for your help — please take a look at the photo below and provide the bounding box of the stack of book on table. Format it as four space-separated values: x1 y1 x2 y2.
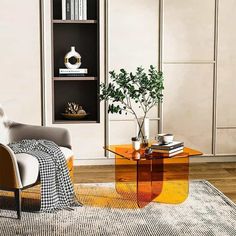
151 141 184 157
59 68 88 77
62 0 87 20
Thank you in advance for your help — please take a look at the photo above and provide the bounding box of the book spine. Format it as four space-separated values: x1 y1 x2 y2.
161 150 183 158
79 0 83 20
66 0 71 20
59 72 88 75
82 0 87 20
62 0 66 20
59 69 88 73
71 0 75 20
74 0 79 20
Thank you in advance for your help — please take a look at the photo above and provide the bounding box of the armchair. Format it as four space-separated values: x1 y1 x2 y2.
0 122 75 219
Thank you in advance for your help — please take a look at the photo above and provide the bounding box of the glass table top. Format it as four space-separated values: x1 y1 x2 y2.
104 144 202 161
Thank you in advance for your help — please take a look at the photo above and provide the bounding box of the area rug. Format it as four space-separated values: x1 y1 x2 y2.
0 180 236 236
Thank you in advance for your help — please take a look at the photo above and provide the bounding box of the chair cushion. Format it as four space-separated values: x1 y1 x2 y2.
15 147 73 187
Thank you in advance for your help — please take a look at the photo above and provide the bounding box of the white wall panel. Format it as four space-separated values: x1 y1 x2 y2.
0 0 41 124
217 129 236 154
217 0 236 127
109 0 159 71
163 64 213 154
163 0 215 61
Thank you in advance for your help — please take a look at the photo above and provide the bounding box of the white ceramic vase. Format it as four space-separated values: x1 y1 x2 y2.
64 46 81 69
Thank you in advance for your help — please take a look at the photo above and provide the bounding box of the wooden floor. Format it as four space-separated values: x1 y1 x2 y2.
74 162 236 203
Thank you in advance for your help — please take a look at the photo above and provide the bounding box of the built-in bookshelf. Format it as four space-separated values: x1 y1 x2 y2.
52 0 100 123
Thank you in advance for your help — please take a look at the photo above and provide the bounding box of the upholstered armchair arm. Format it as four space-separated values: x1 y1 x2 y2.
0 144 22 189
9 123 71 149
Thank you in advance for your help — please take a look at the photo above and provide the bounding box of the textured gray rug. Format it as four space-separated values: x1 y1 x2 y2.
0 180 236 236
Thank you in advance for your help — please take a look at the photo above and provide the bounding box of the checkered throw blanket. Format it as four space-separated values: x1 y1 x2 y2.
8 139 82 212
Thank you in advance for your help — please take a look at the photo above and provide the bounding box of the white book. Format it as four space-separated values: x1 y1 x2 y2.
167 150 183 157
59 68 88 74
152 146 184 154
71 0 75 20
79 0 83 20
74 0 79 20
82 0 87 20
62 0 66 20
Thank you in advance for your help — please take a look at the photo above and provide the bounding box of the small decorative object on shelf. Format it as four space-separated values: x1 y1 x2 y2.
60 46 88 77
99 65 164 146
62 102 88 120
132 137 141 151
64 46 81 69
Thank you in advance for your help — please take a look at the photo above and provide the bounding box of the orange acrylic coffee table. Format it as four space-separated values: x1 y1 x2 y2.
105 145 202 208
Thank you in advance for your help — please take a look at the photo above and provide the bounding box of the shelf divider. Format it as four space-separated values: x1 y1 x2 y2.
53 20 97 24
53 120 98 124
53 77 97 81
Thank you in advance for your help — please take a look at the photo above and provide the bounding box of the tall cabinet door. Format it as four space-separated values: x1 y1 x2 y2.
108 0 160 146
216 0 236 155
162 0 215 155
0 0 41 124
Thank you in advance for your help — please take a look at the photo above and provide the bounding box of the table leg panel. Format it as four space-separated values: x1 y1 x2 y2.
153 155 189 204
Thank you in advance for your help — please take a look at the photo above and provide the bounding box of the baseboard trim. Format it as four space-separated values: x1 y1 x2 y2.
190 156 236 163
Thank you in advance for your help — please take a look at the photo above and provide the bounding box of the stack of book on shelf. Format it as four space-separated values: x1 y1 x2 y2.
151 141 184 157
62 0 87 20
59 68 88 77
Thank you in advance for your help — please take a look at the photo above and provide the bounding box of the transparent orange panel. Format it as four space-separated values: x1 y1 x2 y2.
115 154 137 201
152 158 164 198
137 159 152 208
114 148 165 208
153 153 189 204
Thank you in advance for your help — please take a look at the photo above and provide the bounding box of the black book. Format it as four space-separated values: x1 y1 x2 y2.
66 0 71 20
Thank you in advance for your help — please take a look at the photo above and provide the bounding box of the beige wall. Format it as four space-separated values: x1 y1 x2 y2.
1 0 235 164
0 0 41 125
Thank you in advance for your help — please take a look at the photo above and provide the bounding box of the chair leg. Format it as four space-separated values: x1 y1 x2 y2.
14 189 22 220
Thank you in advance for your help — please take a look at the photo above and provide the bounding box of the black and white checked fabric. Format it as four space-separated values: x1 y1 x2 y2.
8 139 81 212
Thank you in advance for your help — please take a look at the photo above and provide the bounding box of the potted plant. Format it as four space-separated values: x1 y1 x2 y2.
99 65 164 146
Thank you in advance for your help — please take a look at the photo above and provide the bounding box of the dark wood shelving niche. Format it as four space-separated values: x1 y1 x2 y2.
52 0 100 124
